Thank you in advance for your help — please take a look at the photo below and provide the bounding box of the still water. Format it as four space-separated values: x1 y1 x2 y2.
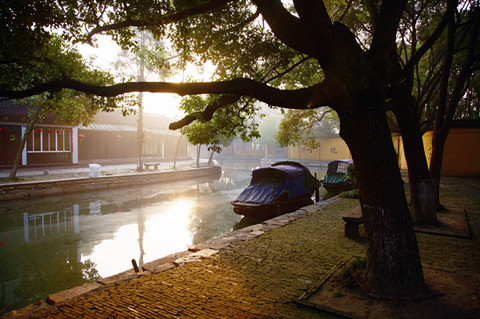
0 160 262 315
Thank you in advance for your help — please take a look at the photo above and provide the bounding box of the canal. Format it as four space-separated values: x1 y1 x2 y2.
0 160 325 315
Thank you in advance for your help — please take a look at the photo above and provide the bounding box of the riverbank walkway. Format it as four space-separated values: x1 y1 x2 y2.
0 158 199 181
2 163 479 318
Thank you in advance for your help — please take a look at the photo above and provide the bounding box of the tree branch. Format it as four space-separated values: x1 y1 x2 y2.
86 0 235 43
251 0 315 56
171 56 314 130
263 56 312 84
337 0 354 23
370 0 408 65
1 78 332 110
292 0 335 62
445 7 480 121
404 0 454 74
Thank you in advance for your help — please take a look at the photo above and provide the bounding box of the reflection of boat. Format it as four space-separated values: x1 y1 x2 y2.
321 160 355 193
231 161 320 218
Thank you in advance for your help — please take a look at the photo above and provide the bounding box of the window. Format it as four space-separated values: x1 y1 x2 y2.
28 127 72 153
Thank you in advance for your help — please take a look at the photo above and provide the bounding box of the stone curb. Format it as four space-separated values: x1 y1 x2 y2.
0 166 221 201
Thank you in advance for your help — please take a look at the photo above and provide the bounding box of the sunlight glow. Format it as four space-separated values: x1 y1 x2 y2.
76 35 217 118
81 199 195 278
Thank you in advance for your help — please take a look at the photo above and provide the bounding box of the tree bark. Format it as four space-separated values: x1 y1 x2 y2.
9 106 43 180
196 144 201 167
137 32 146 172
391 86 437 224
208 149 214 165
429 130 447 210
340 100 426 297
173 135 182 169
137 92 145 172
400 119 437 223
326 25 425 294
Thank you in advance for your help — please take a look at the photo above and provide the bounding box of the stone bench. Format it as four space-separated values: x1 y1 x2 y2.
144 163 160 170
342 206 364 239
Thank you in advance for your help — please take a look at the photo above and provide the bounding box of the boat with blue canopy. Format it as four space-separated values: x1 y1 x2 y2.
231 161 320 217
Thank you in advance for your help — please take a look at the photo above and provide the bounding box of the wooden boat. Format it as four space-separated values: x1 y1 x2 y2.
321 159 355 193
231 161 320 218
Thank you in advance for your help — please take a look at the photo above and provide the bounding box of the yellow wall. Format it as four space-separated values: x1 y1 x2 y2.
392 135 407 170
394 128 480 176
436 128 480 176
289 137 352 161
290 128 480 176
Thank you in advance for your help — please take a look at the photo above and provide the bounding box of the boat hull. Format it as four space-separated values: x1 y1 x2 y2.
231 196 314 218
322 181 355 193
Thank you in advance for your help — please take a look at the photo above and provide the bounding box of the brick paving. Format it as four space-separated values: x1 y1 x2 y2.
3 176 480 318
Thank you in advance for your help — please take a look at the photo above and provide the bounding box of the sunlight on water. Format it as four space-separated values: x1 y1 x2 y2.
141 199 194 264
81 199 195 278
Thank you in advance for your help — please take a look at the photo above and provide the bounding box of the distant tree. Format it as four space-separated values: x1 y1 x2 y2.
114 31 171 170
8 37 123 180
181 121 216 167
180 94 260 166
429 4 480 209
276 108 337 159
453 73 480 120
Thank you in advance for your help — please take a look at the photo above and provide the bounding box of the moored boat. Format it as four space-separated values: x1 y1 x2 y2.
321 159 355 193
231 161 320 218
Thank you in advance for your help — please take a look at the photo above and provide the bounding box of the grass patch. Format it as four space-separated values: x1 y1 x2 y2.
340 189 359 199
341 257 367 289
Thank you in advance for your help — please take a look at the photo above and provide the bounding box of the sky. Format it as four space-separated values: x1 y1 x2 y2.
76 35 190 120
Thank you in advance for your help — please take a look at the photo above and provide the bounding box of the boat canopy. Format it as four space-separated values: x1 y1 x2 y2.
326 159 353 175
235 163 315 204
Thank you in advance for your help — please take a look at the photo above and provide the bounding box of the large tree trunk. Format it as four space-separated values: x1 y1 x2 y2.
340 102 426 297
392 91 437 224
401 125 437 223
429 126 448 210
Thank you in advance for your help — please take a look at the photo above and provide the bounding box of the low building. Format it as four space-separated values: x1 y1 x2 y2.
0 103 77 166
78 109 188 162
0 102 188 167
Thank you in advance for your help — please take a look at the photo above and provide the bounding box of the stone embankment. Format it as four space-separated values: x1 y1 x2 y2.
0 166 221 201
